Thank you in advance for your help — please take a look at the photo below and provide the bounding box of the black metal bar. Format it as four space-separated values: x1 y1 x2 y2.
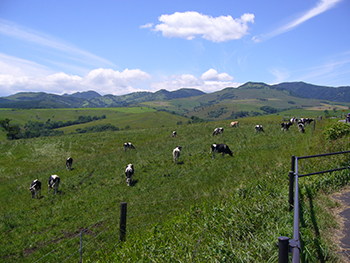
278 236 289 263
299 166 349 178
297 150 350 160
119 202 127 242
292 157 300 263
289 171 294 211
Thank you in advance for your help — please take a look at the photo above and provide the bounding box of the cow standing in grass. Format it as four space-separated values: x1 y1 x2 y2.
255 125 264 133
298 123 305 133
29 179 41 198
125 164 134 186
66 157 73 170
173 146 182 165
172 131 177 137
48 175 60 195
230 121 239 128
123 142 135 151
210 144 233 159
281 122 292 132
213 127 224 136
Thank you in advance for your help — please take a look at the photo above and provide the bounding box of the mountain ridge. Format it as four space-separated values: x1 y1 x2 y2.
0 81 349 109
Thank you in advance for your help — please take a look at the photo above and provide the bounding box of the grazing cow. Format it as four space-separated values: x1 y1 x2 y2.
212 127 224 136
172 146 182 165
123 142 135 151
48 175 60 194
304 118 314 125
281 122 292 131
125 164 134 186
346 113 350 123
66 157 73 170
172 131 177 137
230 121 239 128
255 125 264 133
210 144 233 159
29 179 41 198
291 117 298 124
298 123 305 133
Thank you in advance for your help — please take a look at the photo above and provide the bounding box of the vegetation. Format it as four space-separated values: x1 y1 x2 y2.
0 108 349 262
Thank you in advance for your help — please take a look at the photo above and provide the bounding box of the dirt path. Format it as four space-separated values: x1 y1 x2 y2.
332 188 350 261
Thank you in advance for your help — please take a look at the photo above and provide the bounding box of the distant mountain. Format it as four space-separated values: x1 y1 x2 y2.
64 90 101 99
0 82 349 109
273 82 350 102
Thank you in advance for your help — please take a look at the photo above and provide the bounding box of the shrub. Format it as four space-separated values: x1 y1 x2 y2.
323 122 350 140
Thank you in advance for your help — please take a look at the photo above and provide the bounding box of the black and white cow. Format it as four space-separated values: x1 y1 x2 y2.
125 164 134 186
123 142 135 151
48 175 60 194
298 123 305 133
210 144 233 159
304 118 314 125
212 127 224 136
172 131 177 137
281 122 292 131
66 157 73 170
255 125 264 133
29 179 41 198
173 146 182 165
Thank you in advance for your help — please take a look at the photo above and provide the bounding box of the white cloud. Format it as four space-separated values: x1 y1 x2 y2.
201 69 234 81
151 70 239 93
0 19 115 68
256 0 342 41
150 11 254 43
0 68 152 96
140 23 153 29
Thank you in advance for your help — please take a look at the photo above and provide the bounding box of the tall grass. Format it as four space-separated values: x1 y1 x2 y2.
0 114 348 262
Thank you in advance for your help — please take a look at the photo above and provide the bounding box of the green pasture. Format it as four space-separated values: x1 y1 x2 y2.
0 110 349 262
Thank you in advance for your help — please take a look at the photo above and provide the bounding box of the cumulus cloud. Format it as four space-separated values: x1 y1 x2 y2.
151 69 239 93
0 68 152 96
148 11 254 42
201 69 234 81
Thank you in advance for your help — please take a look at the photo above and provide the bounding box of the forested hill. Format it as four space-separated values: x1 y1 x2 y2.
0 81 349 109
273 82 350 102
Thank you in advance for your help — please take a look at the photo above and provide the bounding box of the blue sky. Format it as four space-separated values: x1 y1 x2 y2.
0 0 349 97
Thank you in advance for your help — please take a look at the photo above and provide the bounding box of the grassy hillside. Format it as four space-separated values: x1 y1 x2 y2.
141 87 350 121
0 107 189 140
1 110 349 262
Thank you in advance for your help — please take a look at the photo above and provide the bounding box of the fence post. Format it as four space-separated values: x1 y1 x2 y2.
289 156 295 211
119 202 127 242
79 230 83 263
278 236 289 263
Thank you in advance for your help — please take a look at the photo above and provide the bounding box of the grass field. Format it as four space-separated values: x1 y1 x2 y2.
0 108 350 262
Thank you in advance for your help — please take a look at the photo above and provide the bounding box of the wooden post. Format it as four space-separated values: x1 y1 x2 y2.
119 202 127 242
79 231 83 263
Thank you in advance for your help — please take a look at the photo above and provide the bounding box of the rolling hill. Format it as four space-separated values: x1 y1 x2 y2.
0 82 349 121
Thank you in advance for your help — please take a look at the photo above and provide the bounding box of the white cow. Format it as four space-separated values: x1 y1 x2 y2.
172 131 177 137
125 164 134 186
173 146 182 165
48 175 60 195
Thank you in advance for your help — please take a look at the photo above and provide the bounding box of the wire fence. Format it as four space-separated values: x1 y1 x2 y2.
28 188 233 263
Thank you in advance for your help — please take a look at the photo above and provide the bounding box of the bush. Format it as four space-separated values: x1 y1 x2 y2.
323 122 350 140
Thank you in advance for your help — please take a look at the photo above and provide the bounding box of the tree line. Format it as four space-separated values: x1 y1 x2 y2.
0 115 107 140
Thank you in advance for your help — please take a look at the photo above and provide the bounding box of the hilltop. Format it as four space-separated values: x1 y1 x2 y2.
0 82 349 121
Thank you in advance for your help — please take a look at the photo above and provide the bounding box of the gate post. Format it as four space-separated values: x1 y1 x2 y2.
278 236 289 263
289 156 295 211
119 202 127 242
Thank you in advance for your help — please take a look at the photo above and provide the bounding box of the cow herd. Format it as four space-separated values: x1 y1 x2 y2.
29 116 315 196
